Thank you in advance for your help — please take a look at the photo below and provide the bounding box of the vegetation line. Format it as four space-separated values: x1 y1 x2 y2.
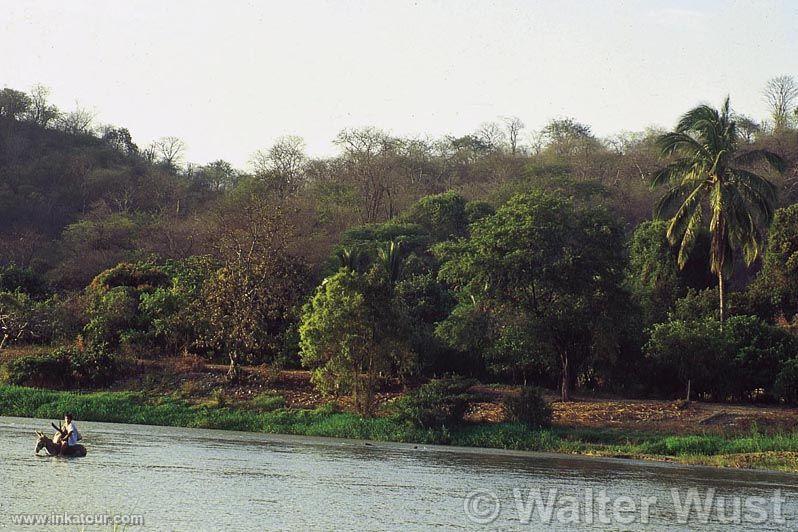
4 385 798 473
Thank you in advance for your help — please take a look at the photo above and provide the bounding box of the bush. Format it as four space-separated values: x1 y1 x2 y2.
84 262 171 351
503 387 552 428
644 316 798 402
4 345 121 388
392 377 475 429
70 345 120 387
0 264 49 297
6 350 72 388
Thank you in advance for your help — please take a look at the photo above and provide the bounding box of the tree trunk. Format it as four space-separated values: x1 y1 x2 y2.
718 269 725 326
560 354 571 402
227 353 239 381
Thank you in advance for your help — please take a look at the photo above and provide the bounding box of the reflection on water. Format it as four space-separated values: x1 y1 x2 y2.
1 416 797 530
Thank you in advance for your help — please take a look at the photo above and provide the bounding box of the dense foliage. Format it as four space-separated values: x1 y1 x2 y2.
3 83 798 406
502 387 552 428
392 377 476 429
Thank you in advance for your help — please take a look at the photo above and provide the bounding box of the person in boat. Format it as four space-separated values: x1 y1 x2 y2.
58 413 81 456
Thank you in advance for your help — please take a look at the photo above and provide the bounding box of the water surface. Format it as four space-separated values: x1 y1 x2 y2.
2 416 797 530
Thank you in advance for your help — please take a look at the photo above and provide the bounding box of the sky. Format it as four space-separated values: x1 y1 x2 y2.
2 0 797 167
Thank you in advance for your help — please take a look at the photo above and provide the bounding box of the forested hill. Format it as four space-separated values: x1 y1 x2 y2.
1 85 797 292
3 83 798 405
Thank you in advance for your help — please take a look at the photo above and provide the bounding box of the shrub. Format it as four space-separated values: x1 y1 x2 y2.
0 264 49 297
84 262 171 351
503 387 552 428
392 377 475 429
70 345 120 387
644 316 798 402
4 345 120 388
5 350 72 388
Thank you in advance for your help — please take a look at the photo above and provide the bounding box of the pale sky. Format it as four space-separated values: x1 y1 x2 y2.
2 0 797 166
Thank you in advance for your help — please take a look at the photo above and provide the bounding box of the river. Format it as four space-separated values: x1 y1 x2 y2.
1 416 797 530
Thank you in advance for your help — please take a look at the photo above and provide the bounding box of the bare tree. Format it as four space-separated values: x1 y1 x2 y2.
250 135 307 197
764 75 798 130
476 121 507 151
57 103 96 134
501 116 525 155
200 197 308 379
335 127 401 222
24 84 60 127
527 129 546 156
150 136 186 168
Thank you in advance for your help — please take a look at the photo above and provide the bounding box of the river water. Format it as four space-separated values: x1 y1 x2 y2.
1 416 797 530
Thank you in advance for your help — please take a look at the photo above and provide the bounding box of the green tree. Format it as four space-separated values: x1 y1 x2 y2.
83 262 170 350
645 315 797 401
653 97 785 323
436 191 628 401
747 204 798 321
401 191 469 242
299 269 414 415
626 220 713 325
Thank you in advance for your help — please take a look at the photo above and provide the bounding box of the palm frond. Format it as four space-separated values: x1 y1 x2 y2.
651 159 698 187
664 183 706 245
677 206 703 269
656 132 707 158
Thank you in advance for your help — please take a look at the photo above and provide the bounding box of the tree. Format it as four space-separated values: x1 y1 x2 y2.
150 136 186 169
83 262 171 349
645 315 798 401
377 240 403 286
198 198 309 378
101 127 138 156
24 84 60 127
57 103 96 134
653 97 785 324
192 160 238 191
541 117 597 157
436 191 628 401
0 88 31 119
299 268 414 415
250 135 307 197
626 220 713 326
401 191 469 242
334 127 402 222
476 121 507 152
747 204 798 321
763 75 798 131
502 116 525 155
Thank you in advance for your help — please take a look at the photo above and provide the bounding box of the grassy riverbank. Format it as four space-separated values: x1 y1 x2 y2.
4 385 798 472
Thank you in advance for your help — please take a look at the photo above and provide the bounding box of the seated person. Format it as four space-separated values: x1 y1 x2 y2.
58 413 81 455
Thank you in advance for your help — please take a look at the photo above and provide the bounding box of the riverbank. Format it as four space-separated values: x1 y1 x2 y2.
3 385 798 472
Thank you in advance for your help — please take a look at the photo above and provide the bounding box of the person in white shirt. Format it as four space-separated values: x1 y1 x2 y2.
58 413 80 455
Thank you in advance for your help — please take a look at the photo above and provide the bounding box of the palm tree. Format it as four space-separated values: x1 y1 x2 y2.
336 247 364 272
377 240 403 287
653 97 785 324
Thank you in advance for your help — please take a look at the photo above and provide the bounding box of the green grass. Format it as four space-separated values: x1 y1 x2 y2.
249 392 286 412
3 385 798 471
